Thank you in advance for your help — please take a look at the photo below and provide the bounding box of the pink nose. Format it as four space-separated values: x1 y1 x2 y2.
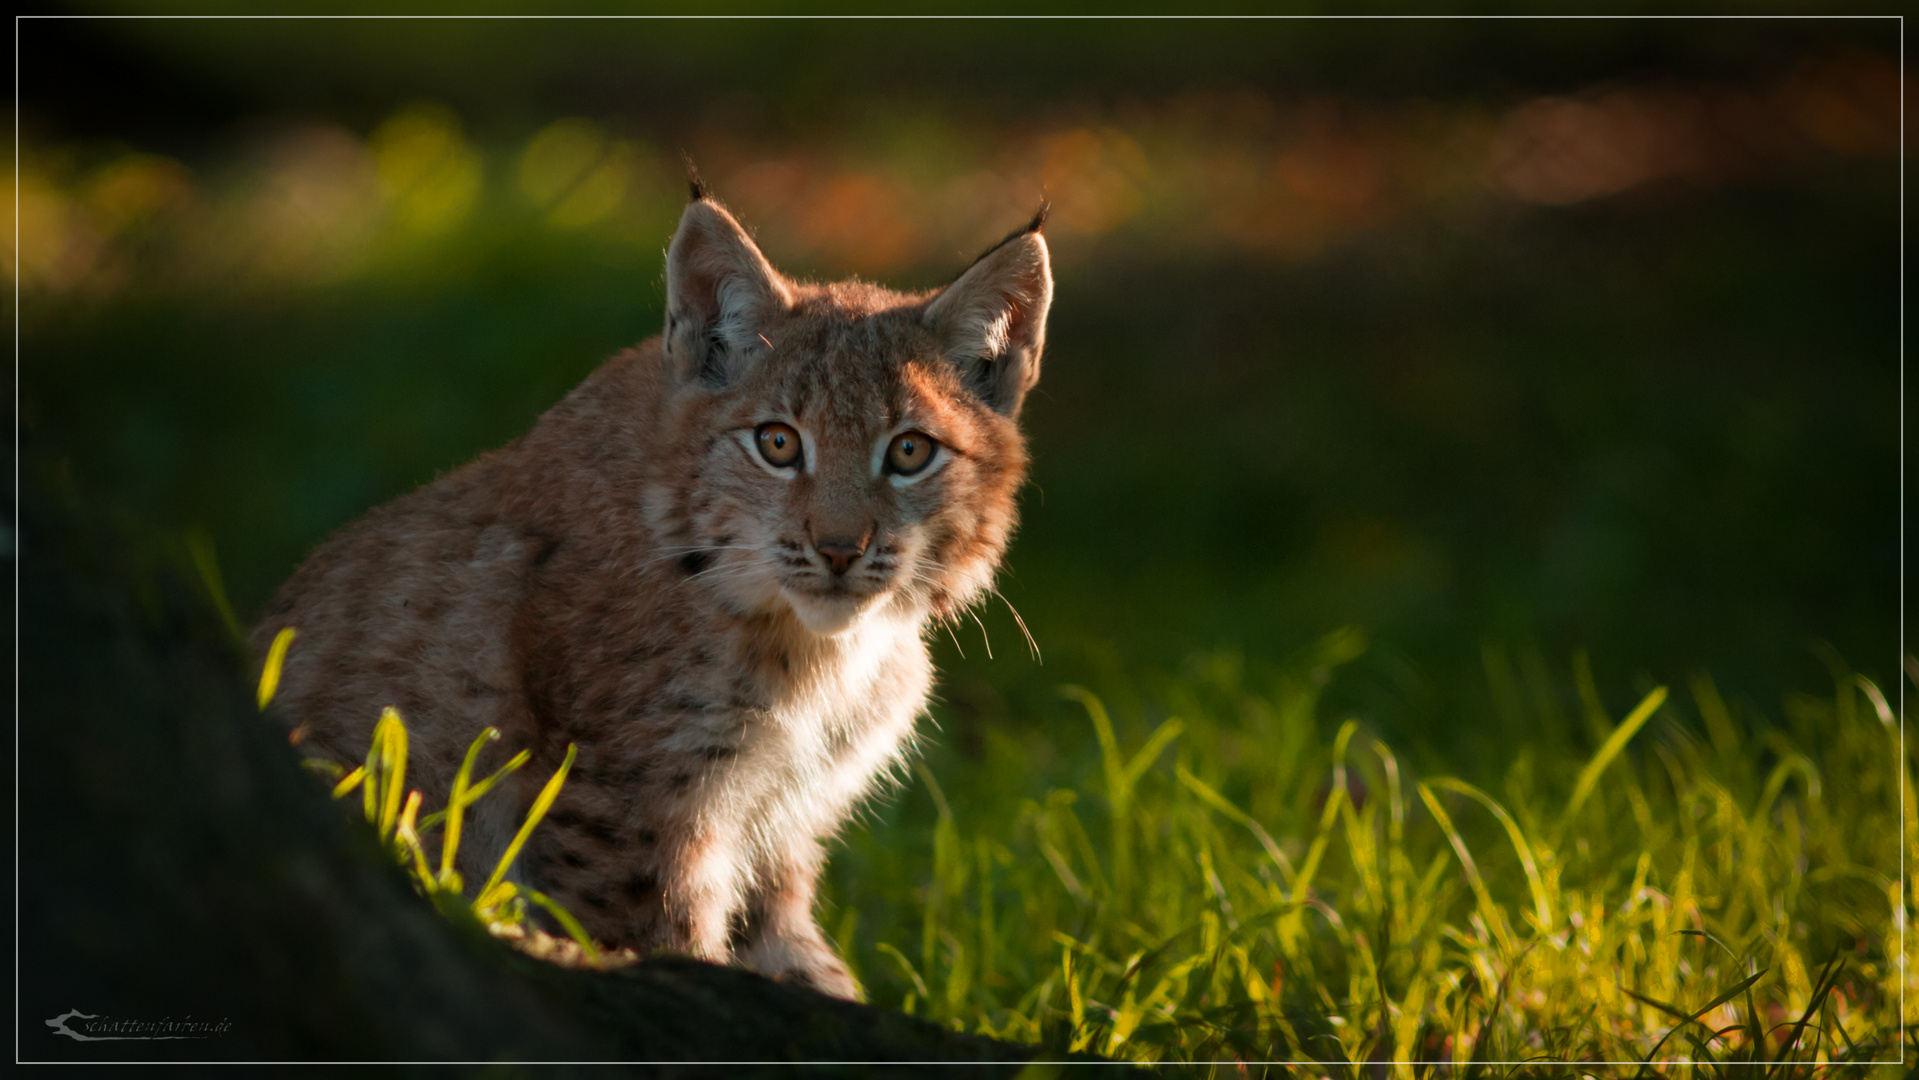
816 541 867 576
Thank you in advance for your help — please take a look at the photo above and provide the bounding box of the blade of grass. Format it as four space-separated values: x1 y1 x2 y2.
1417 781 1512 954
1174 764 1295 885
477 742 577 909
1062 685 1132 895
330 764 367 800
301 758 346 782
1120 716 1183 792
1062 943 1088 1051
1465 944 1526 1080
439 726 502 887
420 746 533 830
1751 753 1821 830
1558 686 1668 838
1769 952 1846 1065
255 626 297 710
1292 720 1360 904
185 528 246 646
1370 738 1405 847
876 941 931 1001
392 789 433 884
375 707 409 841
526 888 603 966
1624 967 1766 1065
1428 777 1553 933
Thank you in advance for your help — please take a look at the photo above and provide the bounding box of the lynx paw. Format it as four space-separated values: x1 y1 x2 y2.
740 934 863 1001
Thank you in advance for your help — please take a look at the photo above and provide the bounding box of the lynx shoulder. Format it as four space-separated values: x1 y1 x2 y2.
253 190 1052 998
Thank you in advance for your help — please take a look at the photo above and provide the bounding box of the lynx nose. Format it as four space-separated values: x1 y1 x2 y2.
815 539 868 576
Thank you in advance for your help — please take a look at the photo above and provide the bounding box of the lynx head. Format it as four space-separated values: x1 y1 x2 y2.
646 190 1051 638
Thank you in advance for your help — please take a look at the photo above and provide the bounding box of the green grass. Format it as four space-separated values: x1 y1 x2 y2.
822 632 1910 1074
261 634 621 972
275 618 1910 1073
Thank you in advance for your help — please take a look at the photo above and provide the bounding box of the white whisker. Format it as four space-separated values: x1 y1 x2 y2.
940 620 967 659
965 607 993 660
991 585 1042 663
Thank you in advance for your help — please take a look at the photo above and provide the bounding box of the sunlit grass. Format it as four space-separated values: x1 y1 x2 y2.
833 632 1911 1075
261 620 1911 1072
261 636 624 971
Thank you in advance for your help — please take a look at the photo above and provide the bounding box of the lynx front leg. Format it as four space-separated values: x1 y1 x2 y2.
735 840 860 1000
657 826 754 964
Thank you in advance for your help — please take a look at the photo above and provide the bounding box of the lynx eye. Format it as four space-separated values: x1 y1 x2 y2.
885 431 937 476
755 422 803 468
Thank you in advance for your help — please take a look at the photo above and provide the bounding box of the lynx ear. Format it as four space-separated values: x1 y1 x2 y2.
663 196 794 391
924 210 1052 416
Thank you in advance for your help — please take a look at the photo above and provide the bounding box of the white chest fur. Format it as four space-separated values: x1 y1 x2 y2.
732 609 932 859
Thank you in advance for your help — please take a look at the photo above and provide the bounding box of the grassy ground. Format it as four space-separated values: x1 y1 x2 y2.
823 636 1910 1073
314 615 1910 1072
272 596 1917 1073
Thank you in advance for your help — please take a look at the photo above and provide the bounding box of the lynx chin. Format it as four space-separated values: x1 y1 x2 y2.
253 186 1053 999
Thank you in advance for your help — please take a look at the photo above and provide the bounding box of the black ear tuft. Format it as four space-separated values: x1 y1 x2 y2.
686 158 709 203
925 211 1053 417
662 199 793 393
957 202 1054 284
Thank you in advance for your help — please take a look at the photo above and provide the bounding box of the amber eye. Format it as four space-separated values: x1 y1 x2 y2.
756 422 803 468
885 431 937 476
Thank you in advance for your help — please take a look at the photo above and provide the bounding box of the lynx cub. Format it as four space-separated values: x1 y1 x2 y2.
254 186 1051 999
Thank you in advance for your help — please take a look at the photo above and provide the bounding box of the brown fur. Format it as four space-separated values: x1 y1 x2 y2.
253 193 1052 999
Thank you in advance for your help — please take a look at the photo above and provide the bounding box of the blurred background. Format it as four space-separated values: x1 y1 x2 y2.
16 9 1903 775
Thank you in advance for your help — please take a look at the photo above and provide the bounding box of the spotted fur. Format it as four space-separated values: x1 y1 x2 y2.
253 193 1052 999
